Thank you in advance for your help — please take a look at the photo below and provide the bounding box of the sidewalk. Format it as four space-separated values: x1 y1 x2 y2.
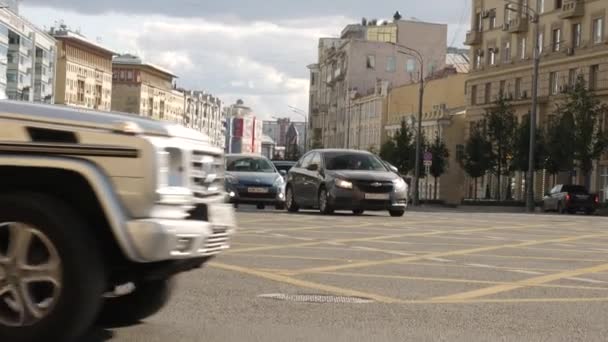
408 204 608 216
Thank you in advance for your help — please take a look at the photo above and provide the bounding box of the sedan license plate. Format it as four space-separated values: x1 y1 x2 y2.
248 187 269 194
365 193 390 200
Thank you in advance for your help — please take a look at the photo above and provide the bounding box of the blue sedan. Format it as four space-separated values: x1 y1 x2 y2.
225 154 286 210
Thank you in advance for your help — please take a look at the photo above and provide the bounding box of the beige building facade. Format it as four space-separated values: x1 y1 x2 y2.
385 71 468 205
308 15 448 149
465 0 608 201
52 27 114 111
111 54 184 124
348 80 388 153
182 90 224 148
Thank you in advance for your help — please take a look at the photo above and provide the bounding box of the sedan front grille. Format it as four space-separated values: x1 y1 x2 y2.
355 180 394 193
191 151 224 198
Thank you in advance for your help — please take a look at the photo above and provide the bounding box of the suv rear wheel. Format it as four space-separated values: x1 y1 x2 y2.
98 278 174 327
0 193 106 342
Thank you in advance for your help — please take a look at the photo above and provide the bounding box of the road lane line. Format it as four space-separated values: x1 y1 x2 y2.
466 263 494 268
285 231 608 276
425 257 453 263
228 223 555 254
209 262 402 304
316 271 608 291
566 277 606 284
351 245 416 256
433 262 608 301
509 270 544 275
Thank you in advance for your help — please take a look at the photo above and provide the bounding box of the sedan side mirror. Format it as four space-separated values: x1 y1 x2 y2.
279 170 287 176
389 165 399 173
306 164 319 172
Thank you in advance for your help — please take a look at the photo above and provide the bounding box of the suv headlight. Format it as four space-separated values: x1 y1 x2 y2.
335 179 353 189
393 178 407 191
155 147 193 205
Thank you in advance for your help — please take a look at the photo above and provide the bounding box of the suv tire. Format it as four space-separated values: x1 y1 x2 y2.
98 278 174 327
0 192 106 342
389 210 405 217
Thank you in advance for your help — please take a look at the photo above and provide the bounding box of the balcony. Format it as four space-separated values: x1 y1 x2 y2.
464 30 481 46
505 17 529 33
559 0 584 19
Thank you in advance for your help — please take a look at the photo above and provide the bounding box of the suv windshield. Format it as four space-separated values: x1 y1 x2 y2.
227 156 275 173
324 153 388 171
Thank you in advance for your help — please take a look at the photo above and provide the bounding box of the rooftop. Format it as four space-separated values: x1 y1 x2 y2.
50 28 115 55
113 54 178 78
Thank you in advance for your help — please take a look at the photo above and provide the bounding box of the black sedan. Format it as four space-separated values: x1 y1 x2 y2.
285 149 408 216
225 154 286 210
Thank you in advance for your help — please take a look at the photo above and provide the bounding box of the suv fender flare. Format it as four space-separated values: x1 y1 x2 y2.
0 155 143 261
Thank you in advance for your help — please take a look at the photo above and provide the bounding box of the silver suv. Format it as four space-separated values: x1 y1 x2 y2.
0 101 235 341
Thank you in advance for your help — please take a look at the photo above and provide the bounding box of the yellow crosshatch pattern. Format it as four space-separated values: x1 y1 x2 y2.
211 210 608 305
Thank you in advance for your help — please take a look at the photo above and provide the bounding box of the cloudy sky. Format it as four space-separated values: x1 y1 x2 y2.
20 0 471 120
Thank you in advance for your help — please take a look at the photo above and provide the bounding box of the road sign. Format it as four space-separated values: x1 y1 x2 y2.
424 152 433 161
424 160 432 167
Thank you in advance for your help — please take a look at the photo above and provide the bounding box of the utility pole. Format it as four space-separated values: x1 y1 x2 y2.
391 42 425 206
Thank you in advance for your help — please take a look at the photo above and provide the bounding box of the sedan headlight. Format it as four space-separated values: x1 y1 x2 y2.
393 178 407 191
273 176 284 187
335 179 353 189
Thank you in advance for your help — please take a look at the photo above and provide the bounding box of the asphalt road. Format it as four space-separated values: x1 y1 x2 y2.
92 207 608 342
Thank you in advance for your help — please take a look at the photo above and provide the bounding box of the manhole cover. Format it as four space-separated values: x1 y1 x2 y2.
258 293 374 304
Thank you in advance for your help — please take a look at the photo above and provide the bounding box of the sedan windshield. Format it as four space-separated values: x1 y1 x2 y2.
227 156 275 173
324 153 388 171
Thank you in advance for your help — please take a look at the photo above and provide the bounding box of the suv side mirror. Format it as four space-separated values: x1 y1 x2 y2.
306 164 319 172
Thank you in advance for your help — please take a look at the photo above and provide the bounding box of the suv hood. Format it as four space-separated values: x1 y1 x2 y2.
329 170 398 182
0 101 209 142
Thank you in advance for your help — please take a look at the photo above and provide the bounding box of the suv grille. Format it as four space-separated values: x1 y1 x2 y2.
191 151 224 198
199 226 230 256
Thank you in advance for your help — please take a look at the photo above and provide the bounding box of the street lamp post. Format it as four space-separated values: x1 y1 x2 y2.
391 43 425 206
505 0 540 212
288 106 308 153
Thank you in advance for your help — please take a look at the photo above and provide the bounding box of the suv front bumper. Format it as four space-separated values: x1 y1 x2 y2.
126 203 235 262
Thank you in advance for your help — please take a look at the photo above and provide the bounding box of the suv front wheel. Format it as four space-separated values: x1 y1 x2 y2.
0 193 106 342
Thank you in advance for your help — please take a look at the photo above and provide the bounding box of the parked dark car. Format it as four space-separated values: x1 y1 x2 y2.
543 184 599 214
272 160 296 178
225 154 286 210
285 149 408 216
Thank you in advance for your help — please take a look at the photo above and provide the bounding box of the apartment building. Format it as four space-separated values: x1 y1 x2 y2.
263 118 306 153
308 13 447 149
182 90 225 148
111 54 184 124
224 100 263 154
385 70 468 204
465 0 608 201
51 26 114 111
348 80 389 153
0 7 55 102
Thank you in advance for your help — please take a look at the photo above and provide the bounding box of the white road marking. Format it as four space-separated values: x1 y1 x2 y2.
326 241 346 246
466 263 495 268
485 236 507 240
554 243 575 248
566 277 606 284
509 269 545 275
352 246 415 256
425 257 453 263
591 248 608 253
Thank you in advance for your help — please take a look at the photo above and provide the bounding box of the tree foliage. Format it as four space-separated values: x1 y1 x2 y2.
461 122 493 200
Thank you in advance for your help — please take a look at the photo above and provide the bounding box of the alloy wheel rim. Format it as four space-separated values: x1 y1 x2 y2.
0 222 62 327
286 189 293 208
320 191 327 211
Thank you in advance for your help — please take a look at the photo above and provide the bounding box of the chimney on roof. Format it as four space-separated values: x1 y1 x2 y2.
393 11 402 21
361 17 367 26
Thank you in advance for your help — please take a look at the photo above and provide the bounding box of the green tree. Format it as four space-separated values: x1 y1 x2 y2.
544 111 575 186
428 134 450 200
461 123 494 200
512 115 546 199
485 95 517 200
556 75 608 187
381 120 417 174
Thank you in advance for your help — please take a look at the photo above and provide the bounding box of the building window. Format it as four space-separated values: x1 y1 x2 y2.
555 0 562 9
519 37 527 59
489 48 497 65
589 64 599 90
485 82 492 103
475 53 482 69
593 17 605 44
119 70 125 80
475 12 483 32
515 77 522 98
127 70 133 81
568 68 577 86
386 56 396 72
503 41 511 62
489 10 497 30
538 32 544 54
537 0 545 14
572 23 582 48
549 71 559 95
552 28 561 52
366 55 376 69
471 85 478 105
499 80 506 96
